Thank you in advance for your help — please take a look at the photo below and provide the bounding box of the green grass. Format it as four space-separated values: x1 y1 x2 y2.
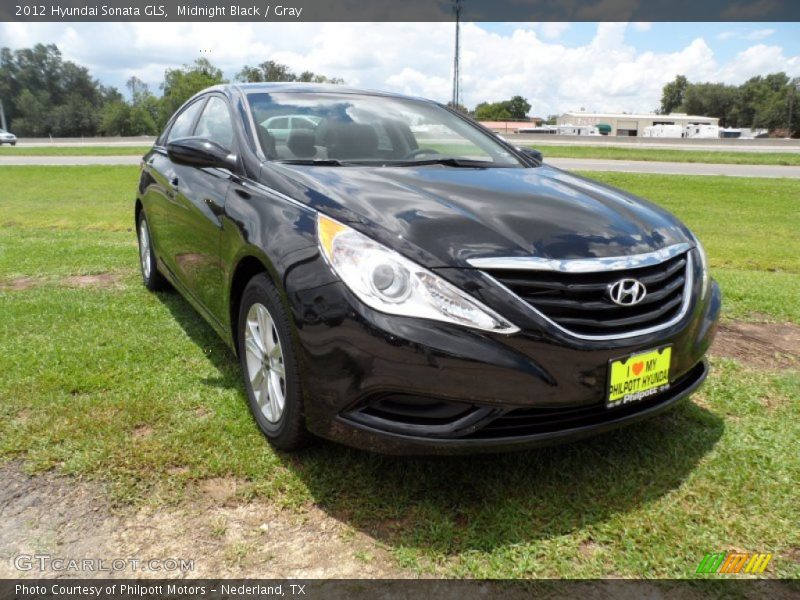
535 145 800 166
0 166 798 579
0 145 152 156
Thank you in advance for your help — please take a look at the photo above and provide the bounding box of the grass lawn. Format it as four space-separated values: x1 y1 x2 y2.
0 145 152 156
0 166 798 579
533 145 800 167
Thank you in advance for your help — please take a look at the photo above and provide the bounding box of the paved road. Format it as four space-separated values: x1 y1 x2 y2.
546 158 800 178
507 135 800 153
16 135 800 152
2 154 799 178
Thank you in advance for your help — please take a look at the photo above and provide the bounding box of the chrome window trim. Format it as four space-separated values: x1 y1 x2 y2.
467 242 692 273
480 250 695 341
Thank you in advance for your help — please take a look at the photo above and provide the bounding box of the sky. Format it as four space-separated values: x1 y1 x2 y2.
0 21 798 116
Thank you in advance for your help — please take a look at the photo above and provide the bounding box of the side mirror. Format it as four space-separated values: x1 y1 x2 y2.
167 138 237 170
517 147 543 163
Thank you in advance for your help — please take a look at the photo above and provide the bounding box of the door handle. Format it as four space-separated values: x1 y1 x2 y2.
205 197 225 217
165 177 179 200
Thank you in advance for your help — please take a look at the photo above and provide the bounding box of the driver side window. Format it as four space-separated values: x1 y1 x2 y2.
166 99 204 143
194 96 235 151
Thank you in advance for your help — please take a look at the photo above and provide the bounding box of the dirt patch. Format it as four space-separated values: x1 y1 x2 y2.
62 272 123 288
0 276 42 291
1 272 125 291
132 425 154 439
579 540 602 559
712 321 800 371
200 476 242 504
0 462 401 579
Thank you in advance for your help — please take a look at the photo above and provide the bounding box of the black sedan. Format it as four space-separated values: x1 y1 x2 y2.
135 83 721 454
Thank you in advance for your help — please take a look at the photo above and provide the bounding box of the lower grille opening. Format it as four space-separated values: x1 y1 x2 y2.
360 394 476 426
464 361 706 439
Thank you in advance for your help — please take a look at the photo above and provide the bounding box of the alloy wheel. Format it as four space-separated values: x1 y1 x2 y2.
138 219 151 280
244 302 287 423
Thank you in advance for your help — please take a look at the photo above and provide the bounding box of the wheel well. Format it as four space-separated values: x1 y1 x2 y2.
229 256 270 353
134 199 143 224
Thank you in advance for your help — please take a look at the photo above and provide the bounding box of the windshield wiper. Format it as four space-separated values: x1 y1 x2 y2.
388 157 498 168
275 158 347 166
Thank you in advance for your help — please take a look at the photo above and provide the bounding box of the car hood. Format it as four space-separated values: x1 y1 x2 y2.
266 163 692 268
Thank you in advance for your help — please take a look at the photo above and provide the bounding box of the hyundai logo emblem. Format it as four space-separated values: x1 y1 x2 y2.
608 278 647 306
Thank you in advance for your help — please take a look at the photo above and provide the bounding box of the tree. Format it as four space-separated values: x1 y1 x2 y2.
160 58 225 126
658 72 799 133
0 43 109 136
235 60 343 84
660 75 688 114
682 82 739 126
506 95 531 119
474 102 512 120
473 96 531 120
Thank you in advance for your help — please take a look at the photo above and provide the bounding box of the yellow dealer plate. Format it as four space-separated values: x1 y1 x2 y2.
607 346 672 407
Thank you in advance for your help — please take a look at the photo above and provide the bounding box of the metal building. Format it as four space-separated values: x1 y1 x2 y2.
557 111 719 137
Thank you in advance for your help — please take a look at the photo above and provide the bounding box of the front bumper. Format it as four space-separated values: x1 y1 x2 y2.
287 259 721 454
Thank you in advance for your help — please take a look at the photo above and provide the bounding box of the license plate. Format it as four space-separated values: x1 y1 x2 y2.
607 346 672 407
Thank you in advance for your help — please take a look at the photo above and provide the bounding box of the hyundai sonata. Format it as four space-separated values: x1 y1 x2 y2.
135 84 721 453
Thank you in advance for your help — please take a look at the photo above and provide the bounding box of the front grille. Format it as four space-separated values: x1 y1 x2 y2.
484 251 691 337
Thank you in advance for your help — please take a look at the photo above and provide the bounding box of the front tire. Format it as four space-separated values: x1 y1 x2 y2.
136 211 168 291
238 274 310 451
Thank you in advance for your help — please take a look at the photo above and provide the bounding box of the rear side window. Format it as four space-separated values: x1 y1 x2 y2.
194 96 235 150
166 99 204 142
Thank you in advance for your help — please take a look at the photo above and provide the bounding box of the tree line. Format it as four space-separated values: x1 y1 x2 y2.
3 44 797 137
660 73 800 134
0 44 344 137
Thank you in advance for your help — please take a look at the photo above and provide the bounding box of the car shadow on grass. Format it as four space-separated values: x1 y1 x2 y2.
287 402 724 556
157 290 725 557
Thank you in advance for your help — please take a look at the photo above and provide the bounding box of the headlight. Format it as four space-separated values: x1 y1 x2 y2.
317 214 519 334
692 233 710 300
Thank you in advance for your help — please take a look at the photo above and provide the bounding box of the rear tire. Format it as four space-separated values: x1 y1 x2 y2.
136 211 168 291
237 274 311 451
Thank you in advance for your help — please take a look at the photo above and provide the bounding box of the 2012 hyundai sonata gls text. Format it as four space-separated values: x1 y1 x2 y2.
135 83 721 454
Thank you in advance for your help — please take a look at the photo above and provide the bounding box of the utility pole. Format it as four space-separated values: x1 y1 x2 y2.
0 99 6 131
451 0 462 110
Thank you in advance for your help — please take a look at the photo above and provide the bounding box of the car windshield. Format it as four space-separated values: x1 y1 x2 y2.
246 91 523 167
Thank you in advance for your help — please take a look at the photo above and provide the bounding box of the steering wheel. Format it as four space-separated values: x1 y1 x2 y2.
402 148 441 160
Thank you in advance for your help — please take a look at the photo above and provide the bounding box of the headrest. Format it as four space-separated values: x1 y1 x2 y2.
256 125 276 159
325 122 379 159
287 129 317 158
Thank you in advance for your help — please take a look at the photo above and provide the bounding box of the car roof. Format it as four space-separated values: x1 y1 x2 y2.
206 82 432 104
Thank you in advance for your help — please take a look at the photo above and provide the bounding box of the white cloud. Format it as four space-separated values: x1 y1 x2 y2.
631 22 652 32
745 28 775 41
0 22 797 117
716 31 737 40
538 22 570 39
